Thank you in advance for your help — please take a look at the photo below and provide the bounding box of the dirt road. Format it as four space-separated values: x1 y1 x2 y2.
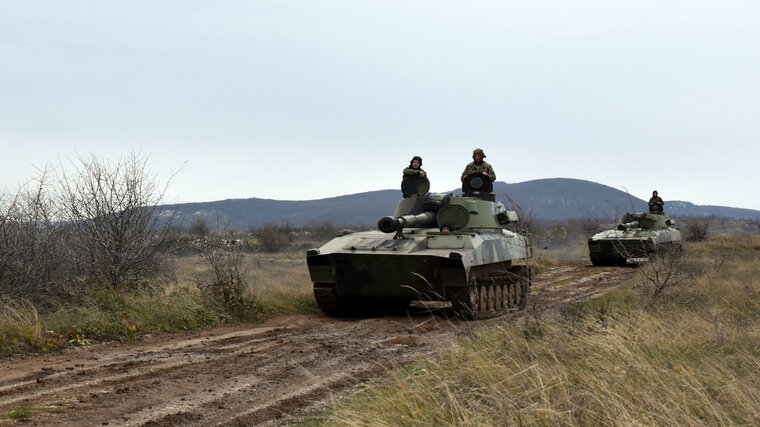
0 264 636 426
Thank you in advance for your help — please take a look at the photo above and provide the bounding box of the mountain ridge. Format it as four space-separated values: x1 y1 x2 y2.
167 178 760 230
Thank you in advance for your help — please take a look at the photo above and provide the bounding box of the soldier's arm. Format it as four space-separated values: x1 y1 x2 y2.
402 167 419 176
487 165 496 182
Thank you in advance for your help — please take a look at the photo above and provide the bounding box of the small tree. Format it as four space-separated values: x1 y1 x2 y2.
57 151 177 287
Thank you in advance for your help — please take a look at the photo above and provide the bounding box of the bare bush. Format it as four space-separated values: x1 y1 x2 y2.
301 222 343 241
569 214 604 236
254 224 293 253
683 216 712 242
188 216 210 236
56 152 177 288
636 245 714 307
0 168 73 302
201 248 258 319
749 218 760 233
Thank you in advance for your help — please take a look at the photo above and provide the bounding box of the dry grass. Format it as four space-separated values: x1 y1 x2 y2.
1 249 318 356
246 253 318 315
318 235 760 426
158 251 316 315
0 301 44 355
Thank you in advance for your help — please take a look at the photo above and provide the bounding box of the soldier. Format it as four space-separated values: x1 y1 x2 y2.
401 156 429 198
402 156 426 178
649 190 664 213
461 148 496 182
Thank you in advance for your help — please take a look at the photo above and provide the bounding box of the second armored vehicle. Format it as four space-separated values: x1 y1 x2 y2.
588 212 682 266
306 176 532 319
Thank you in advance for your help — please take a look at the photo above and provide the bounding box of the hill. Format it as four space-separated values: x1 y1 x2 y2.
167 178 760 230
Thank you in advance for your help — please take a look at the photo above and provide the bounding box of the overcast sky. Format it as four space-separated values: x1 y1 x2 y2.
2 1 759 210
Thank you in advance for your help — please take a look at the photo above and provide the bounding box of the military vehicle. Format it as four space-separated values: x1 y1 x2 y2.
306 174 532 319
588 211 682 266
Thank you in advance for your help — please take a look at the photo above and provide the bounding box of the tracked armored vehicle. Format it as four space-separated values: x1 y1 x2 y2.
588 212 682 266
306 175 531 319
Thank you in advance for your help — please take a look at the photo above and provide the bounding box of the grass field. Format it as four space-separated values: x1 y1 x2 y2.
315 234 760 425
1 251 317 355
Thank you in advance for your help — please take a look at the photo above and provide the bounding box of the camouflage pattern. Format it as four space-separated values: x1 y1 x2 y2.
461 161 496 182
306 192 531 318
402 166 426 177
588 212 682 266
648 195 664 211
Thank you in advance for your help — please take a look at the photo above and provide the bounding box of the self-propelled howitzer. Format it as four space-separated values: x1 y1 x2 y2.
588 212 682 266
306 192 532 319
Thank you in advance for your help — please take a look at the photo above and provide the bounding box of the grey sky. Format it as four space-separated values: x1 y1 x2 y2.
2 1 759 209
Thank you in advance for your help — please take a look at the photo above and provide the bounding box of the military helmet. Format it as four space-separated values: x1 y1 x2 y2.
472 148 486 158
410 155 423 167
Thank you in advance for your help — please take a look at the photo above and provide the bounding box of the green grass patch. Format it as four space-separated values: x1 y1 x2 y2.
257 290 319 317
42 288 247 344
7 404 64 421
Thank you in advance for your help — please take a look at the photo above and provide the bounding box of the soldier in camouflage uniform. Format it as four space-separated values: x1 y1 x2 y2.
649 190 664 213
403 156 426 178
461 148 496 182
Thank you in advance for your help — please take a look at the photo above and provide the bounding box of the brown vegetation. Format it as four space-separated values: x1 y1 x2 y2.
317 235 760 425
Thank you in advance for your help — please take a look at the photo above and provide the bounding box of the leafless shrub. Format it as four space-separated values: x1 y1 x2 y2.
301 221 344 241
748 218 760 233
56 151 178 288
683 216 712 242
569 213 604 236
0 168 73 302
253 223 293 253
188 216 210 236
636 245 715 307
201 247 258 319
523 289 546 338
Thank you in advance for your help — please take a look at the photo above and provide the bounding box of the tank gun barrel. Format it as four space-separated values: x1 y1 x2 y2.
617 220 639 231
378 212 436 233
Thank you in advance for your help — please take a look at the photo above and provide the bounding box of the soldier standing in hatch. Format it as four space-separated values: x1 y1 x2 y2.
649 190 664 213
461 148 496 182
403 156 426 178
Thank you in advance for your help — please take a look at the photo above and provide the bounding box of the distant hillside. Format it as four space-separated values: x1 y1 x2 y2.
166 178 760 230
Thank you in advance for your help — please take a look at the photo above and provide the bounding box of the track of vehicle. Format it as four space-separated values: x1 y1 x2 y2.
0 264 636 426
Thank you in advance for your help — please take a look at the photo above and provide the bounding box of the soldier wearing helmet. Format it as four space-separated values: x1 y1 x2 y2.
461 148 496 183
402 155 426 178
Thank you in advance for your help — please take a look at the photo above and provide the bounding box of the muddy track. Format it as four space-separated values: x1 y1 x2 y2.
0 264 637 426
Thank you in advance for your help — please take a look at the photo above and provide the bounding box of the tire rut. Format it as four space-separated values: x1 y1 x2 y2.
0 264 637 426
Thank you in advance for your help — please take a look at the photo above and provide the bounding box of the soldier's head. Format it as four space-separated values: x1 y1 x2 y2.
410 156 422 168
653 190 658 196
472 148 485 162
